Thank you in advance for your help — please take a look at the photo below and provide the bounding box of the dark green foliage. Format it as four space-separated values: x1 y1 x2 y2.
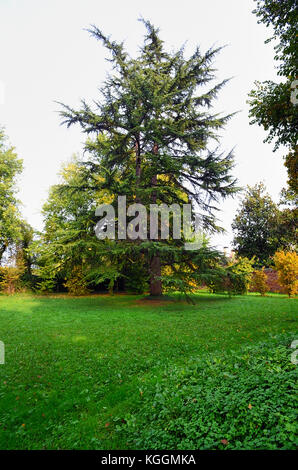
232 183 296 266
118 334 298 450
16 221 35 287
252 0 297 77
123 261 148 294
249 80 297 151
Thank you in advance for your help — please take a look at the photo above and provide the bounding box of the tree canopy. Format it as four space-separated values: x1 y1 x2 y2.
0 128 24 263
232 183 296 266
248 0 298 194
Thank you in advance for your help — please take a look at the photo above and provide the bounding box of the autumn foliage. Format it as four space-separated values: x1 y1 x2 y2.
273 250 298 297
0 264 25 294
251 268 269 296
64 266 90 296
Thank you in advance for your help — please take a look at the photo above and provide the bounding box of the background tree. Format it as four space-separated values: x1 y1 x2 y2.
33 156 133 294
248 0 298 194
16 221 35 287
274 250 298 297
275 188 297 263
58 20 238 296
32 157 104 292
250 268 269 296
0 128 24 263
232 183 281 265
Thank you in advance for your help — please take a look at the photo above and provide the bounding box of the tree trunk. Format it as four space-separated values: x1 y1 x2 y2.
149 143 162 296
0 244 7 265
149 254 162 296
135 138 141 203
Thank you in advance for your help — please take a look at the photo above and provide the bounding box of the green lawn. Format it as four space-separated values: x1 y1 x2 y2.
0 293 297 449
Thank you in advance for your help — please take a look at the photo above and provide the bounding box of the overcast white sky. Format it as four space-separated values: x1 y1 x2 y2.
0 0 288 250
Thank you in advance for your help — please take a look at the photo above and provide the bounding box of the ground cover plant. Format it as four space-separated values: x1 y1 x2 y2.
0 292 297 449
119 334 297 449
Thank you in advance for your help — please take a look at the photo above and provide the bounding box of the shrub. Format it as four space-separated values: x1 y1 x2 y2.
251 268 269 296
206 269 231 294
33 261 58 293
117 334 298 450
0 264 25 294
274 250 298 297
207 257 254 295
124 262 148 294
64 266 89 296
227 256 254 294
35 277 56 293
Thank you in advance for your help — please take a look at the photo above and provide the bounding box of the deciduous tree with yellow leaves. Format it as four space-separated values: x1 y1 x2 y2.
274 250 298 297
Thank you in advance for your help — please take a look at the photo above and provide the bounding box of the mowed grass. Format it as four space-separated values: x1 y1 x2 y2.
0 292 297 449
